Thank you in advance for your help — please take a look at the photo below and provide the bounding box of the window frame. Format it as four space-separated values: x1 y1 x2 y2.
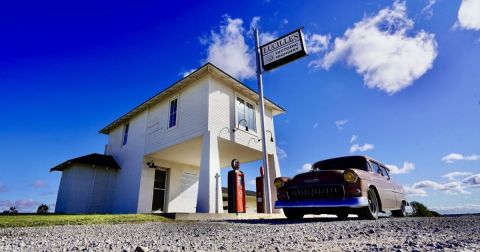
234 93 258 135
166 95 179 131
122 122 129 146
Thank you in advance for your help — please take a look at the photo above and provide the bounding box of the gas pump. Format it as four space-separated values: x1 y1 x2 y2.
228 159 246 213
256 166 265 213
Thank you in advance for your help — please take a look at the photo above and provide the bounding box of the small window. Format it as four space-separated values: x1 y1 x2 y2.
380 165 390 179
122 123 129 146
236 96 256 132
168 97 178 129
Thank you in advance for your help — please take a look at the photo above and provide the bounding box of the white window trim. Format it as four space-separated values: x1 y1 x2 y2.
121 122 129 147
166 94 179 131
234 93 258 136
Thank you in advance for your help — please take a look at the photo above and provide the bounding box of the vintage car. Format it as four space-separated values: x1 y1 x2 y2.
274 156 407 220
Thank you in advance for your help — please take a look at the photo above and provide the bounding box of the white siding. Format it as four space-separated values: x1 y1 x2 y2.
144 76 209 155
106 111 148 213
208 77 277 154
54 164 116 214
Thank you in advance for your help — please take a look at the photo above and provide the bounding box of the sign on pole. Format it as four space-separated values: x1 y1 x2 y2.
260 29 308 71
254 28 308 214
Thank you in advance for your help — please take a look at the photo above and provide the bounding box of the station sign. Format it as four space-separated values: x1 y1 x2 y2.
260 29 308 71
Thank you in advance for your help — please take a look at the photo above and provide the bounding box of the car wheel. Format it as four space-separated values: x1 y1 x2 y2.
283 208 304 220
391 201 407 217
336 212 349 220
359 188 379 220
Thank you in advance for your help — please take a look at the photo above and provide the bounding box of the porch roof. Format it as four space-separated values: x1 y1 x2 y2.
99 63 286 135
50 153 120 172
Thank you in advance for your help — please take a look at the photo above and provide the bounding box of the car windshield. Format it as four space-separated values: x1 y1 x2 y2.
311 156 368 171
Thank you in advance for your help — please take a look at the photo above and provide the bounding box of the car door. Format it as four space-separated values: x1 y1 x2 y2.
369 161 396 210
379 165 398 209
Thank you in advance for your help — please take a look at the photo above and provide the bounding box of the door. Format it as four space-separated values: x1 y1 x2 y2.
152 169 168 212
369 161 396 210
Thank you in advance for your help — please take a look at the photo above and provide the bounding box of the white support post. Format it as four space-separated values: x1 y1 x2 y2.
196 131 223 213
254 29 273 214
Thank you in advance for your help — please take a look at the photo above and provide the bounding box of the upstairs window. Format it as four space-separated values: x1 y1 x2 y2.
168 97 178 129
122 123 129 146
236 96 256 132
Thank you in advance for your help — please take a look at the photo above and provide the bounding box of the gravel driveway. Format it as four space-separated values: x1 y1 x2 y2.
1 215 479 251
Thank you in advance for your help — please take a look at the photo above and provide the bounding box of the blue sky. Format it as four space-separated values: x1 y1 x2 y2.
1 0 479 214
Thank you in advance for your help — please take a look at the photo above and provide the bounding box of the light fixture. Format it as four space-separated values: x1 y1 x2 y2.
146 160 157 168
232 119 249 132
266 130 274 142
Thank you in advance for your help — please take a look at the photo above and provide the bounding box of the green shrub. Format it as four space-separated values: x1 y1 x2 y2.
410 201 439 217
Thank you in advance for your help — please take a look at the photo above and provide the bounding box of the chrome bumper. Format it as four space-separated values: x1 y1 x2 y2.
274 197 368 209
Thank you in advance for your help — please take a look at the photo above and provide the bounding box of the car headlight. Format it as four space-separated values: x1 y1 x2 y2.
274 177 290 189
343 170 358 183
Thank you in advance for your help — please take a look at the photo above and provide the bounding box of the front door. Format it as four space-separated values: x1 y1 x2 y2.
152 169 168 212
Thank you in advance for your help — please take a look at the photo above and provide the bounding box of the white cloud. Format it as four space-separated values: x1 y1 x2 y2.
32 179 47 188
313 123 318 129
0 199 41 212
180 68 196 78
442 171 473 181
249 16 277 45
204 15 255 80
335 119 348 129
312 1 438 95
441 153 480 163
297 163 312 173
276 146 287 160
0 183 7 193
463 174 480 187
386 161 415 174
421 0 437 19
350 143 375 153
406 179 472 196
282 19 289 25
456 0 480 31
305 33 330 54
350 134 358 143
431 204 480 215
249 179 256 186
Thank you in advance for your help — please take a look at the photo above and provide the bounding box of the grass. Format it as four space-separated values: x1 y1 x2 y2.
0 214 171 228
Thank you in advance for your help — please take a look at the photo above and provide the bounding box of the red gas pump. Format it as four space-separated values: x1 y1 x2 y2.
228 159 246 213
256 166 265 213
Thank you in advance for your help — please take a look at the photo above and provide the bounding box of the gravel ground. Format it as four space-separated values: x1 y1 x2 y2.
1 215 479 251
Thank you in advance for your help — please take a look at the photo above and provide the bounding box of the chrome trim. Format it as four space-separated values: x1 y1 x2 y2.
274 197 368 209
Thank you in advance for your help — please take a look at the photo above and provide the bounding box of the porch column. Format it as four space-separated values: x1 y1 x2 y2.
268 153 282 213
196 131 223 213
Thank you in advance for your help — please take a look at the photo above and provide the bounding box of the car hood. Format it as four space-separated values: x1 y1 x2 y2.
290 170 345 186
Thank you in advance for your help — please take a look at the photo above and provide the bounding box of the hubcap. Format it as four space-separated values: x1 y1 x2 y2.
368 190 377 214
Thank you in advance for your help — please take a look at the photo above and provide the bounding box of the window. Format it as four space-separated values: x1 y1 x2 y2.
168 97 178 129
370 161 382 175
236 96 256 132
380 165 390 179
122 123 129 146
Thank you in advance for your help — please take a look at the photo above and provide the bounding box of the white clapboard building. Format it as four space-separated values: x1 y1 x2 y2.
51 63 285 214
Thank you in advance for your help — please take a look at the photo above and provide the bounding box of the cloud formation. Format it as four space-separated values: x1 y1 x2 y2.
0 199 41 211
312 1 438 95
350 135 358 143
442 171 473 181
386 161 415 174
305 33 330 54
276 146 287 160
463 174 480 187
335 119 348 130
456 0 480 31
421 0 437 19
441 153 480 163
204 15 255 80
350 143 374 153
0 183 7 193
32 179 48 188
405 173 480 197
297 163 312 173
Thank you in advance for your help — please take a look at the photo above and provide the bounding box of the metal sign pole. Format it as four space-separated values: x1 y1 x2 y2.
254 29 272 214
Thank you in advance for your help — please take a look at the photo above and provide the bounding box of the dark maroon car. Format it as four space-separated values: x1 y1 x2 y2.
274 156 407 220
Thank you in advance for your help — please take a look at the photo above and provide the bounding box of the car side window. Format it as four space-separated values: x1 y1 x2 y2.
380 165 390 180
370 162 382 176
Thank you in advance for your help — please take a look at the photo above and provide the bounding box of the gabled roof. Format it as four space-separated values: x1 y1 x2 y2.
99 63 286 135
50 153 120 172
